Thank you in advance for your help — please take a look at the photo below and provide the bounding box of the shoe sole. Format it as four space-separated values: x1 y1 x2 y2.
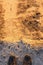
8 55 17 65
23 55 32 65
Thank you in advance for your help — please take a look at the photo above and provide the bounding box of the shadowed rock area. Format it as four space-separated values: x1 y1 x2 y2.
0 41 43 65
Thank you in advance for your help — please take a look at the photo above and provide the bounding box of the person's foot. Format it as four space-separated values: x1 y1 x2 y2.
23 55 32 65
8 55 17 65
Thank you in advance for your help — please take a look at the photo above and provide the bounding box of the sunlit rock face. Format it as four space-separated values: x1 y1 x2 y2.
0 1 5 40
0 0 43 46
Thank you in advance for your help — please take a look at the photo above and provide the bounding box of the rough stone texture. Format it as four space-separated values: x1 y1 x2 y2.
0 0 43 45
0 1 43 65
0 41 43 65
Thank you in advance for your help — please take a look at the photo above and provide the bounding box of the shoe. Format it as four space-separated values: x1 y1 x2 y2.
23 55 32 65
8 55 17 65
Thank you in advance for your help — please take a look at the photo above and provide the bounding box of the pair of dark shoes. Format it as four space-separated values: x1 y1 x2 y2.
8 55 32 65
